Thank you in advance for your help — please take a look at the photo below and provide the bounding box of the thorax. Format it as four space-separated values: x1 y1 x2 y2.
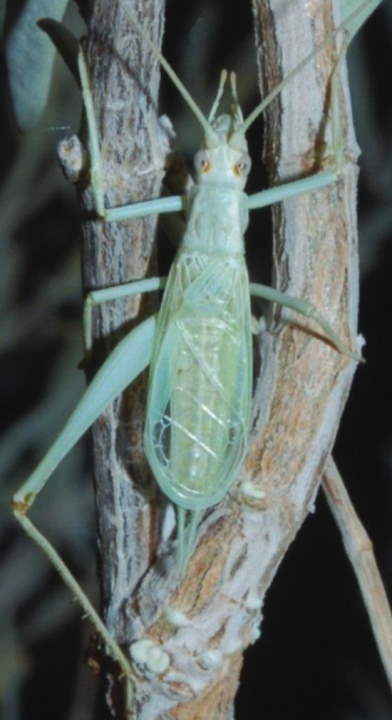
182 184 249 256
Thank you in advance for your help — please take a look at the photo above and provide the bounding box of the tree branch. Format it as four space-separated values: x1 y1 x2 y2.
80 0 360 717
80 0 168 713
323 457 392 690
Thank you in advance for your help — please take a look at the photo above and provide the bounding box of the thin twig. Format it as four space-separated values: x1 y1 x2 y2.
323 457 392 691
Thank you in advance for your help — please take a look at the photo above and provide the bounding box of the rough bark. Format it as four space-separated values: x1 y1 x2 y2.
80 0 168 712
80 0 360 717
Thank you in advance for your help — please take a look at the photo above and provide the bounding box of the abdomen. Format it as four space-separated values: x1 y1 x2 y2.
144 250 252 510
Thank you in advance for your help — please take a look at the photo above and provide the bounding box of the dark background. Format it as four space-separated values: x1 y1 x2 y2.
0 1 391 718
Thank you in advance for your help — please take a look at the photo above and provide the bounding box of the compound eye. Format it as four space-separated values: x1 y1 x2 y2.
233 153 251 177
194 150 210 173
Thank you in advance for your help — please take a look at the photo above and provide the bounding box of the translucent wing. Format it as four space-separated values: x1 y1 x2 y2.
144 250 252 510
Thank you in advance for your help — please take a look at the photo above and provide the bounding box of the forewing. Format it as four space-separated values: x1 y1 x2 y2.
144 251 252 510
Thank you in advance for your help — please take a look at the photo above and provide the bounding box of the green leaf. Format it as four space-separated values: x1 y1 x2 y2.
6 0 70 130
342 0 383 42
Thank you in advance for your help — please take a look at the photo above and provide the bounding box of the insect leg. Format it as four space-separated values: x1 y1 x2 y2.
78 48 105 217
14 316 155 506
248 24 362 361
246 83 344 213
247 170 338 212
243 0 380 133
184 510 202 571
78 48 185 223
176 508 202 575
84 276 166 351
12 316 156 674
15 513 134 681
247 7 358 215
176 507 186 574
250 282 361 361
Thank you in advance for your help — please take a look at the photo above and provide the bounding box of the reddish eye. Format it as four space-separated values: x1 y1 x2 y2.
233 154 251 177
194 150 210 173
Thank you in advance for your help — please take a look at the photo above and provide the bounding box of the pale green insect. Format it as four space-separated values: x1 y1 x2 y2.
11 0 371 682
144 82 253 571
116 13 361 571
85 56 348 572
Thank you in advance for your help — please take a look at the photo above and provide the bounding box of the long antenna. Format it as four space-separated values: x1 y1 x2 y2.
243 0 374 132
123 9 216 141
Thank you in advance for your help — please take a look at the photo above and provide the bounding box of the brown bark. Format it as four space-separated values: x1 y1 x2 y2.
80 0 168 713
79 1 360 717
